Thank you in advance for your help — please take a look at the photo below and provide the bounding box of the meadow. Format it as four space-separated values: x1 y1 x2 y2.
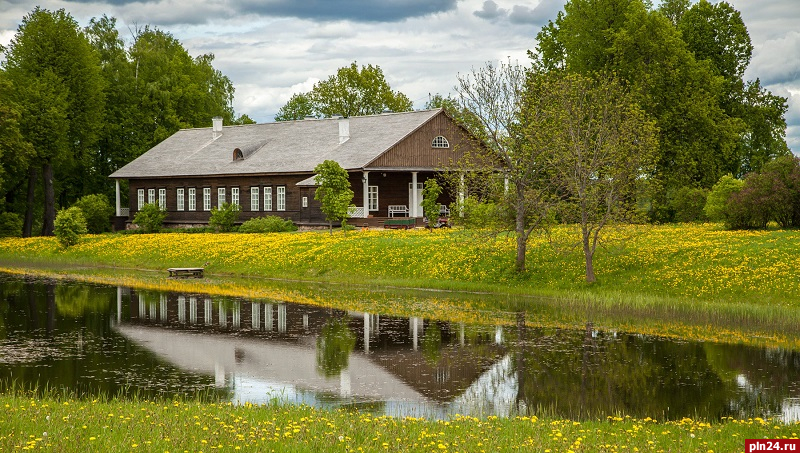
2 392 797 452
2 222 800 348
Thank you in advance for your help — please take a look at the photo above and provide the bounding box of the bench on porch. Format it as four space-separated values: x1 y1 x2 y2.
388 205 409 217
168 267 204 278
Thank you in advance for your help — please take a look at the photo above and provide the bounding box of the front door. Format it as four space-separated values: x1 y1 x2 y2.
408 183 423 217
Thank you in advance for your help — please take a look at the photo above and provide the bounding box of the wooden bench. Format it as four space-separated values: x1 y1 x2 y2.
384 218 416 229
388 205 409 217
168 267 204 278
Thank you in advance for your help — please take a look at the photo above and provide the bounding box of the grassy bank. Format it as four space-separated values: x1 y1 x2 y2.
2 223 800 347
2 392 796 452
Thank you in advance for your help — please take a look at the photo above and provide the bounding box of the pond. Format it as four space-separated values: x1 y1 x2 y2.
1 273 799 421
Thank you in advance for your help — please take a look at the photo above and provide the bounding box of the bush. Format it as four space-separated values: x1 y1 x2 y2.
54 207 87 247
74 194 114 234
670 187 708 222
239 215 297 233
451 197 511 229
0 212 23 237
704 174 744 222
209 202 241 232
133 203 167 233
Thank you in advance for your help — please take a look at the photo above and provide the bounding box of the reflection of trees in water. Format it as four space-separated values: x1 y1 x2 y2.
508 321 800 420
421 322 443 364
316 317 356 377
0 278 231 401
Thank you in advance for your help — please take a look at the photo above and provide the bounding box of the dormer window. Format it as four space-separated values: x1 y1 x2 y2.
233 148 244 161
432 136 450 148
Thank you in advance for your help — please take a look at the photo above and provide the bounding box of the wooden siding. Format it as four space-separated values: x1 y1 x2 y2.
366 111 476 169
128 174 329 225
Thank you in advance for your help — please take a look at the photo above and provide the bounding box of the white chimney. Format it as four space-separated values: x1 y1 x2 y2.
338 117 350 144
212 116 223 139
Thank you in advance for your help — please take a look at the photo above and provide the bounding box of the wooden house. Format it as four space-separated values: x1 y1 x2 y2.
110 108 480 228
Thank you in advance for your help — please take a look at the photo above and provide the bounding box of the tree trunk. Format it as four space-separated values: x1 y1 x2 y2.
514 193 527 272
42 162 55 236
582 229 596 283
23 166 37 237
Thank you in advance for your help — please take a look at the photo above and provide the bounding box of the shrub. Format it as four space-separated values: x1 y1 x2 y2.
704 174 744 222
670 187 708 222
74 194 114 234
0 212 23 237
209 202 241 232
133 203 167 233
54 207 87 247
760 155 800 227
451 197 511 229
239 215 297 233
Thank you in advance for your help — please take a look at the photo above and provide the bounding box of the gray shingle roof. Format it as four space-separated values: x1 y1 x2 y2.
110 109 442 179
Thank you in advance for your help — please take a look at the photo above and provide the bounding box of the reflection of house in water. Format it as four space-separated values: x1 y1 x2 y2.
117 289 509 417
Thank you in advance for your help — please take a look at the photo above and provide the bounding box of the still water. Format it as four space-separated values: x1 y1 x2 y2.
2 273 800 421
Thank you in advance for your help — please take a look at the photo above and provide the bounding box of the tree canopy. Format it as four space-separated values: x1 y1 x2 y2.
532 0 789 221
276 62 412 120
0 8 246 236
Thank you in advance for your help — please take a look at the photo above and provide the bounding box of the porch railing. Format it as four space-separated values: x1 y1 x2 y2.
347 206 366 218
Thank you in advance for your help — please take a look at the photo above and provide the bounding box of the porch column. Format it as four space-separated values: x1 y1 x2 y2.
411 171 418 217
115 180 121 216
362 171 369 218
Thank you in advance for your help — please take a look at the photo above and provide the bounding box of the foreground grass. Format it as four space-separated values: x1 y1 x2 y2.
2 392 796 452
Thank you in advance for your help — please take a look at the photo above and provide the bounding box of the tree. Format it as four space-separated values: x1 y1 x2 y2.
276 62 412 120
522 71 658 283
453 61 555 272
74 194 113 234
314 160 354 235
83 17 240 203
274 93 316 121
703 174 744 222
2 8 105 236
209 202 241 232
53 206 87 248
531 0 787 222
133 203 167 233
420 178 443 230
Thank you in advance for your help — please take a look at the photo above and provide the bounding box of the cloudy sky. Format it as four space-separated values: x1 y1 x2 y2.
1 0 798 153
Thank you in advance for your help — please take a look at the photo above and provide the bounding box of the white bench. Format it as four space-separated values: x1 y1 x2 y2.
388 205 409 217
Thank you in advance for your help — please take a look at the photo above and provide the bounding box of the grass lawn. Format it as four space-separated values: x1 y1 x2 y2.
2 392 796 452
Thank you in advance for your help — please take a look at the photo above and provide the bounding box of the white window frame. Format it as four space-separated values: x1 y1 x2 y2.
137 189 145 210
277 186 286 211
188 188 196 211
158 188 166 210
176 188 184 211
263 187 272 211
231 187 240 207
368 185 379 211
218 187 226 206
203 188 211 211
432 135 450 148
251 187 259 211
147 189 155 205
302 196 308 208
